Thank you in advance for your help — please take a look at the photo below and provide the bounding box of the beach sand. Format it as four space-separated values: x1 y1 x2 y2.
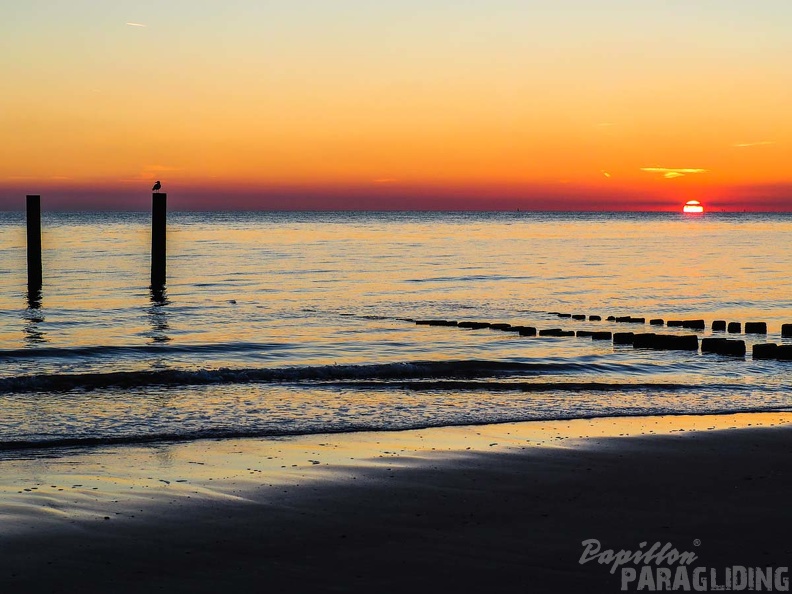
1 412 791 593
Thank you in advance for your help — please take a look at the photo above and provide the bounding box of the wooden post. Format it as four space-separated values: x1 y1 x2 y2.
151 193 167 287
26 195 42 292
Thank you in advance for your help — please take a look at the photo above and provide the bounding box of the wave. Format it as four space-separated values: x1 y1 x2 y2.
1 406 787 457
0 360 587 394
405 274 530 283
323 380 737 393
0 357 692 395
0 341 290 361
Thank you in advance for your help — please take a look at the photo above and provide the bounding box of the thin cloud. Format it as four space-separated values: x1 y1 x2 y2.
125 22 147 27
146 165 180 172
732 141 774 148
373 178 398 184
119 165 181 183
641 167 708 179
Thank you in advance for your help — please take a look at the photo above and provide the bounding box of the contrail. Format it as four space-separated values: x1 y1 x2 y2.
125 22 147 27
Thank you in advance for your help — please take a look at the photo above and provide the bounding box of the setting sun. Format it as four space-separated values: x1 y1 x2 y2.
683 200 704 214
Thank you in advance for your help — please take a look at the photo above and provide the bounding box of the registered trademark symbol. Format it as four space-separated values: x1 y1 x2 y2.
693 539 701 547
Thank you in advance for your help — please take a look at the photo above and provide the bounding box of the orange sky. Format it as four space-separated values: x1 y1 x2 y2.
2 1 791 210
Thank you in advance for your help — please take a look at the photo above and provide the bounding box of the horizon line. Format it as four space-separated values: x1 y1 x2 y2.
0 207 786 214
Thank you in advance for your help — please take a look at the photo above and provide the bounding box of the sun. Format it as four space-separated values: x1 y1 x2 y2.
683 200 704 214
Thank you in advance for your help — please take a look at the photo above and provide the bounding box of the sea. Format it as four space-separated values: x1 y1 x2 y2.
0 211 790 458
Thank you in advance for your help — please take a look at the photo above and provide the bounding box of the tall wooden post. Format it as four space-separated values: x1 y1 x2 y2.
151 193 167 287
26 195 42 293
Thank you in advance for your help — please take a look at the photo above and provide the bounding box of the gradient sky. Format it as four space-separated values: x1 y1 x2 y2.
2 0 791 210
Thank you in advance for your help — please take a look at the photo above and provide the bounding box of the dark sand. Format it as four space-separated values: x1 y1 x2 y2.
1 413 790 593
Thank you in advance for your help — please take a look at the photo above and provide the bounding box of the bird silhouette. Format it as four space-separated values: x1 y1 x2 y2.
152 180 162 193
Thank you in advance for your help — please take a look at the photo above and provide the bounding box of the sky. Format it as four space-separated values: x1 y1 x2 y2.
1 0 791 211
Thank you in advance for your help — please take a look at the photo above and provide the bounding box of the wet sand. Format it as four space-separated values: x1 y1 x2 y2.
1 412 791 593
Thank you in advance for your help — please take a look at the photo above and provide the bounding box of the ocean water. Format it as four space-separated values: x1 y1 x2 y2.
0 211 790 457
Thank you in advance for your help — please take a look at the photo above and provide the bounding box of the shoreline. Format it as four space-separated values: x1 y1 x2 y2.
2 405 790 455
2 411 791 592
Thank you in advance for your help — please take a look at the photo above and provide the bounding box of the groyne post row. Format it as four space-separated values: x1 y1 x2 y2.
413 318 792 362
555 312 781 335
23 194 168 293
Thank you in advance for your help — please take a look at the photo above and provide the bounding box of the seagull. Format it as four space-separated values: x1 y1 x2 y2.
152 180 162 193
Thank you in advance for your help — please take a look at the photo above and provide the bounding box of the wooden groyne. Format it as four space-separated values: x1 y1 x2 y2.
19 193 170 298
26 195 42 295
151 192 167 288
412 313 791 362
